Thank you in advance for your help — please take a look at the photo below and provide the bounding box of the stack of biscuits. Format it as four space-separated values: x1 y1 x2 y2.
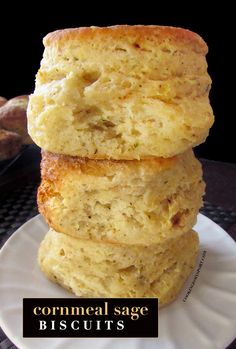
27 26 214 306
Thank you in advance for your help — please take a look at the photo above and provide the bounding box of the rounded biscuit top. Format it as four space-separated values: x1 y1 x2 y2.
28 25 213 159
43 25 208 54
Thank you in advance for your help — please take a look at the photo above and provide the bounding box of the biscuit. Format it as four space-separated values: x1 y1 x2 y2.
0 96 7 107
0 95 32 144
28 25 214 159
38 228 199 306
0 129 22 161
38 150 204 245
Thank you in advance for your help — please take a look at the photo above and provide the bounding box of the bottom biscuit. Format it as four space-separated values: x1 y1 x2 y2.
38 229 199 306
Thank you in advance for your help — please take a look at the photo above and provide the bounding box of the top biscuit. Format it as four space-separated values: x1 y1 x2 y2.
28 25 214 159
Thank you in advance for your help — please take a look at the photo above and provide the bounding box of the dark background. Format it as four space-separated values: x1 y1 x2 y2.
0 6 234 163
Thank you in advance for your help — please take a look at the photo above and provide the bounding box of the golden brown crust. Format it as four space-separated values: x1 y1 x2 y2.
43 25 207 54
41 150 177 180
38 150 204 245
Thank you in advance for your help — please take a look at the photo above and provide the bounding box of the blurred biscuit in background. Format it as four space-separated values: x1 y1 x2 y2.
0 95 32 145
0 129 22 161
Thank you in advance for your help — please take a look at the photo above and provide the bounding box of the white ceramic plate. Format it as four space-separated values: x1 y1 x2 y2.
0 214 236 349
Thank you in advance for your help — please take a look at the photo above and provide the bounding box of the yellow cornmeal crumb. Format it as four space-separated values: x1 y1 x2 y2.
38 149 204 245
38 228 199 306
27 25 214 159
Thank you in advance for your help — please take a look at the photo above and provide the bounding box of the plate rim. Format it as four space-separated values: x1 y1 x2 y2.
0 213 236 349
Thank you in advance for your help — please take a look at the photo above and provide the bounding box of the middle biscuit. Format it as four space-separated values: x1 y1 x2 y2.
38 150 204 245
